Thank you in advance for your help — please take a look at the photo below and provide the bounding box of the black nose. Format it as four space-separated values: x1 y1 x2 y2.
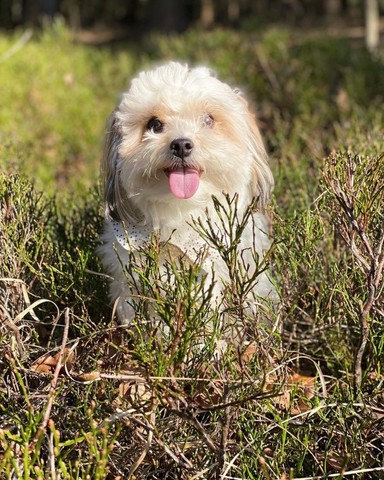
170 138 194 159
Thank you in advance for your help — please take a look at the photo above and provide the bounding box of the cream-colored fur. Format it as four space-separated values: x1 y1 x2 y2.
98 62 276 328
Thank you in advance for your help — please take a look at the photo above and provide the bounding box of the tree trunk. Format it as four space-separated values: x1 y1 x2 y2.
147 0 187 33
227 0 240 24
201 0 215 27
0 0 12 27
324 0 341 17
365 0 380 52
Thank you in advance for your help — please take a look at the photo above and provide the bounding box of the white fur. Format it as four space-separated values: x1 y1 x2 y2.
98 62 275 329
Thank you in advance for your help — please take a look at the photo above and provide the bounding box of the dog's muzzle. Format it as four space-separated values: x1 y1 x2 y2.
164 137 200 199
170 138 194 159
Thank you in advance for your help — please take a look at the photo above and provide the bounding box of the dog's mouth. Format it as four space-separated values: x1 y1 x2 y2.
164 166 201 199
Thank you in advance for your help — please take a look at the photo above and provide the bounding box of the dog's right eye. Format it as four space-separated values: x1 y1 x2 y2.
147 117 164 133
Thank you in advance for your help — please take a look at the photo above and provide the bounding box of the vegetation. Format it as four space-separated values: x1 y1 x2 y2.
1 23 384 479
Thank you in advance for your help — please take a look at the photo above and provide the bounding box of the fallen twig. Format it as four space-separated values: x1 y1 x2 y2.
29 308 70 451
0 29 33 62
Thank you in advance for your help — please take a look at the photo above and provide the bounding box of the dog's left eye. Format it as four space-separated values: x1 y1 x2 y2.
147 117 164 133
202 114 214 128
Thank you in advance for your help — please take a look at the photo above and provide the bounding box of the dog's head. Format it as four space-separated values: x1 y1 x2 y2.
103 62 273 224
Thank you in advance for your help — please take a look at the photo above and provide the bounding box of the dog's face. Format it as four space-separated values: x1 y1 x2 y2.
104 62 273 223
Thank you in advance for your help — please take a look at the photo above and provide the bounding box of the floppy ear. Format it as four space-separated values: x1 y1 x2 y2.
103 113 123 221
245 109 274 209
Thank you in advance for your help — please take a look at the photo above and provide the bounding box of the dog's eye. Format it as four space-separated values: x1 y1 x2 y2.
147 117 164 133
202 114 214 128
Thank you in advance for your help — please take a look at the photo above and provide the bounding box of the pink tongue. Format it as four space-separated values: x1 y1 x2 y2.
167 167 200 199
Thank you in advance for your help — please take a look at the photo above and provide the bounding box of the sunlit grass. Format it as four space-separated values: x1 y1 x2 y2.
1 22 383 478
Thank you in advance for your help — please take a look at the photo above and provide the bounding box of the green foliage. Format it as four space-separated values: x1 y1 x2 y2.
1 23 384 479
323 152 384 390
0 20 136 194
121 237 221 376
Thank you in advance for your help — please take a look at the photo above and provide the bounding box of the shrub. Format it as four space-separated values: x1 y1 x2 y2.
1 23 384 479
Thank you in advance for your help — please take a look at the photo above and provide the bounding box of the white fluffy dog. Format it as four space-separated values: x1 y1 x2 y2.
98 62 275 333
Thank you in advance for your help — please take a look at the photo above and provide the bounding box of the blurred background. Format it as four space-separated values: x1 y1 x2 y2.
0 0 382 48
0 0 382 198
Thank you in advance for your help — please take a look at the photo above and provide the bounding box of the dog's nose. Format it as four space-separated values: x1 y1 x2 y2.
170 138 194 159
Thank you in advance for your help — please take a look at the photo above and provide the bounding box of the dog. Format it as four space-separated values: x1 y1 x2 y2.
98 62 276 341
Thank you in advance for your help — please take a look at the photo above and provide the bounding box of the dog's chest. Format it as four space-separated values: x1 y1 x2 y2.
111 220 222 269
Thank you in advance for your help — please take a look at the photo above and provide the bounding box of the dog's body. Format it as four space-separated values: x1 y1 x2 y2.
98 62 275 327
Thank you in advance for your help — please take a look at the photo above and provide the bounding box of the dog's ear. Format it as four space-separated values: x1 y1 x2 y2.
103 113 122 221
245 109 274 208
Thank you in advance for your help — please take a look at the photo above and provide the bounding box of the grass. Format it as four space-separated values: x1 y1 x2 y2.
1 21 384 479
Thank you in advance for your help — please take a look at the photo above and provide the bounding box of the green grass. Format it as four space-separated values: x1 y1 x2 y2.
0 21 136 194
1 22 384 479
